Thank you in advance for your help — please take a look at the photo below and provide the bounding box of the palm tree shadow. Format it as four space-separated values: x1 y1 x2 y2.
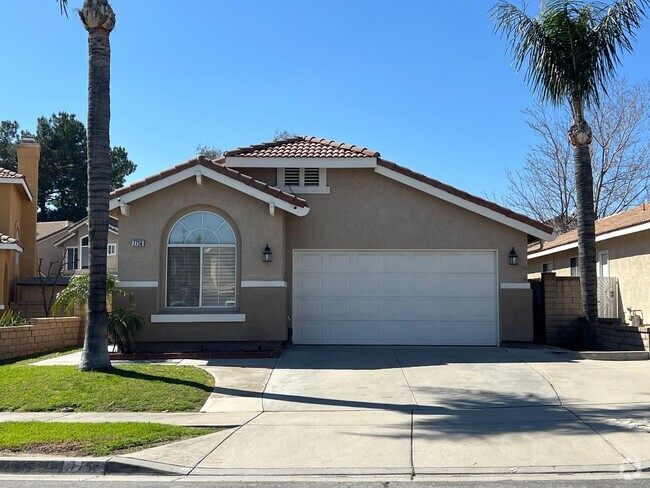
105 367 214 392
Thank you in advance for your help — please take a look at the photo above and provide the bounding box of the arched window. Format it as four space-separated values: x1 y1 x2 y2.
166 211 236 308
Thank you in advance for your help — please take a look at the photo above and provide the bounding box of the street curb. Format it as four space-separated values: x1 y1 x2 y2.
1 456 649 477
0 456 187 476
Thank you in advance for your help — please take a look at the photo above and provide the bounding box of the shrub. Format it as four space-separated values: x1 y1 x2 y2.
0 310 29 327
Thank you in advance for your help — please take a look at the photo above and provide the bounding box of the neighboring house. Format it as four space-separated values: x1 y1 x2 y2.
109 136 553 352
0 136 40 312
51 217 119 276
528 203 650 323
36 220 71 276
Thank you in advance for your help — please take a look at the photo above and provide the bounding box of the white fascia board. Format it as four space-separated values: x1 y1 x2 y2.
53 225 118 248
151 313 246 323
224 157 377 169
0 243 23 252
374 166 554 241
109 166 310 217
528 221 650 259
0 178 33 201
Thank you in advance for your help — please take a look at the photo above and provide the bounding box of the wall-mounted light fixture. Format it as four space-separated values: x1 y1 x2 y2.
509 247 518 266
263 244 272 263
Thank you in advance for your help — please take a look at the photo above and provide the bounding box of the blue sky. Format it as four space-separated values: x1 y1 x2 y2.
1 1 649 202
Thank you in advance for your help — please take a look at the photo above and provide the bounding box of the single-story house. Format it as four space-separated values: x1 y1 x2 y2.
0 136 40 312
109 136 553 351
528 203 650 324
51 217 119 276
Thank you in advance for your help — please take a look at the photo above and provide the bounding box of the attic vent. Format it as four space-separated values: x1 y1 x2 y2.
304 168 320 186
284 168 300 186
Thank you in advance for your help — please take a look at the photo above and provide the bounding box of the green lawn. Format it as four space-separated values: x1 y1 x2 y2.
0 353 214 412
0 422 213 456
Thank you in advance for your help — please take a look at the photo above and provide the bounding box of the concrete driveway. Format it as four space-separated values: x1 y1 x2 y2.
117 345 649 478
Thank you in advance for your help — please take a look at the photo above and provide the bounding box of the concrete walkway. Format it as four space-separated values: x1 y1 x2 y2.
5 345 650 478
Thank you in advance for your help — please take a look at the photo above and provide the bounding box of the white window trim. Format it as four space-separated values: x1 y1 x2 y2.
278 168 330 194
165 211 238 309
598 249 610 277
65 246 79 271
80 234 89 269
151 313 246 323
107 243 117 256
570 256 579 277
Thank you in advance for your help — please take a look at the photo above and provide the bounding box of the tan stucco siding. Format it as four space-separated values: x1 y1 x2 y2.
118 177 287 343
0 185 26 307
37 233 67 275
529 229 650 323
284 168 532 341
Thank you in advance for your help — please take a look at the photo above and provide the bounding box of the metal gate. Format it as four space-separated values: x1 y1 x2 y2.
597 277 619 319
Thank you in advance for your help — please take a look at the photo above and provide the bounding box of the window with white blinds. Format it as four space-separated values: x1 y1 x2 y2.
284 168 300 186
167 211 237 308
303 168 320 186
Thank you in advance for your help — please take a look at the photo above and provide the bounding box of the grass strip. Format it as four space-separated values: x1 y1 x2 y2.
0 363 214 412
0 421 213 456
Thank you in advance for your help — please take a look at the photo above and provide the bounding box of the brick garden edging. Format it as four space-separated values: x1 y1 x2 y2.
109 350 281 360
0 317 84 361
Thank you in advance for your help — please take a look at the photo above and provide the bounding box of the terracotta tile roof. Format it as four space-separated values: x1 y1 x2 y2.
36 221 71 241
110 156 307 208
224 136 380 158
529 203 650 253
0 233 18 245
376 158 554 236
0 167 24 179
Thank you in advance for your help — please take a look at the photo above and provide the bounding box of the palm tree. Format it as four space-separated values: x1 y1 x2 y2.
492 0 648 348
58 0 115 369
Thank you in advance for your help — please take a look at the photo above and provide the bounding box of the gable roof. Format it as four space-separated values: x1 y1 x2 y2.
529 203 650 257
109 156 309 216
37 221 71 241
52 217 119 247
224 136 380 158
0 166 33 201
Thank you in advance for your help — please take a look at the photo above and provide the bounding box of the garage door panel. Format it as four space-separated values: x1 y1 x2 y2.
351 275 380 295
293 250 498 345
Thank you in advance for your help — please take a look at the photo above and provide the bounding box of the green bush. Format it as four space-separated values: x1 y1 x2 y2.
0 310 29 327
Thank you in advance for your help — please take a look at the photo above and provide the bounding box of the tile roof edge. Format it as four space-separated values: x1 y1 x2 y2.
223 135 381 158
376 158 553 235
110 155 307 209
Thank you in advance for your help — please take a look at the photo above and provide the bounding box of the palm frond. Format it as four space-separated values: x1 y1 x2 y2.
493 0 649 109
58 0 69 17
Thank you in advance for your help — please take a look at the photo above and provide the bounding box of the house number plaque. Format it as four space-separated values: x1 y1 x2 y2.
131 239 146 247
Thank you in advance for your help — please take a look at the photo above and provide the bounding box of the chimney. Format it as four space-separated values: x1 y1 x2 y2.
16 133 40 279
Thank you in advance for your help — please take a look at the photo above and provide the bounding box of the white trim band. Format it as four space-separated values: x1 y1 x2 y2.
241 280 287 288
151 313 246 323
116 281 159 288
529 221 650 259
0 178 33 201
0 243 23 252
500 283 531 289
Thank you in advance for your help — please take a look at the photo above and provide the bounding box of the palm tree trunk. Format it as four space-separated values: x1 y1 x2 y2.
573 136 600 349
79 0 115 371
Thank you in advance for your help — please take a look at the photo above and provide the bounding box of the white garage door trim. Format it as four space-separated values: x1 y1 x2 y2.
292 249 500 346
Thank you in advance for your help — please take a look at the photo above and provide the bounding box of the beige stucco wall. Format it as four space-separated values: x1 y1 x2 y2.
117 167 536 347
118 177 287 346
529 229 650 323
284 168 533 342
37 232 67 275
0 184 25 309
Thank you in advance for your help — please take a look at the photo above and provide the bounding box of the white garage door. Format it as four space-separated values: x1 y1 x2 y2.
292 250 498 345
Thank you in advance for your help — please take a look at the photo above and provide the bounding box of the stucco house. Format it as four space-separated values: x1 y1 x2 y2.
109 136 553 352
36 221 71 276
529 203 650 324
50 217 119 276
0 136 40 313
